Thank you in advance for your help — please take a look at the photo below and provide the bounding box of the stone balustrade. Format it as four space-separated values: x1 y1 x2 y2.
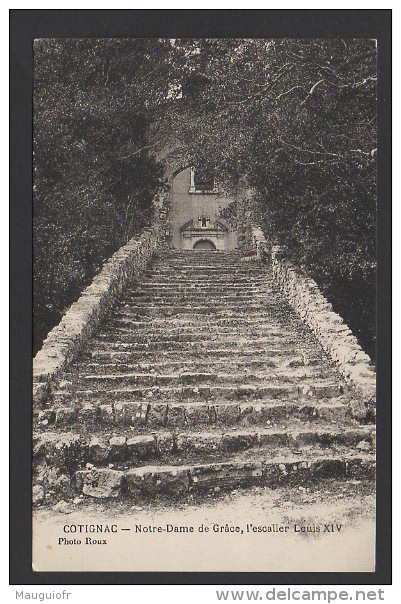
248 226 376 414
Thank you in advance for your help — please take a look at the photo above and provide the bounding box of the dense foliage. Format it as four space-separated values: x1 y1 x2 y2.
33 39 169 352
34 38 377 360
163 39 377 359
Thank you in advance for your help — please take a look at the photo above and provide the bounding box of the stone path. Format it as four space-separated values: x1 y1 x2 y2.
33 250 375 504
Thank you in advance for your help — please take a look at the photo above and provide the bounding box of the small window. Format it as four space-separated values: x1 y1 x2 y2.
189 165 216 194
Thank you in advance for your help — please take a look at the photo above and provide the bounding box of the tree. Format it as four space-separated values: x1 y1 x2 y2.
33 39 171 352
161 38 377 359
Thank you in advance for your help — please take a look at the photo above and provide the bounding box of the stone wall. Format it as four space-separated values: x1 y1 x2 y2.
249 226 376 414
33 194 169 407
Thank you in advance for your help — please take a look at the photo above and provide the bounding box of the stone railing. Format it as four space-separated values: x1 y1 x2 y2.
249 227 376 414
33 193 170 407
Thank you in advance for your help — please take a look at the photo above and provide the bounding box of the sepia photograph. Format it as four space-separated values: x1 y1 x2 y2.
29 33 379 573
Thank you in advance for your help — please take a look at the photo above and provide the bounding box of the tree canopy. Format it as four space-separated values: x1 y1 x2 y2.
34 38 377 358
160 39 377 358
33 39 170 351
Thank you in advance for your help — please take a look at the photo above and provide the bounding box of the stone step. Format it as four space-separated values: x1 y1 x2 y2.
158 251 241 258
149 269 268 277
82 354 323 372
122 289 271 299
106 313 294 328
154 253 252 260
138 278 270 288
148 256 263 264
145 263 267 271
88 342 314 357
43 397 353 434
154 262 250 270
95 324 316 343
117 301 276 310
100 317 298 332
159 255 243 261
87 347 322 361
108 314 292 328
72 452 375 499
144 277 270 286
157 252 241 259
121 293 276 303
76 362 328 379
69 368 332 389
109 309 291 322
33 426 375 470
145 264 266 271
125 290 271 299
106 305 284 318
52 381 345 406
153 255 247 262
104 321 299 339
163 258 243 263
93 333 303 348
167 249 240 252
137 280 268 289
166 251 241 255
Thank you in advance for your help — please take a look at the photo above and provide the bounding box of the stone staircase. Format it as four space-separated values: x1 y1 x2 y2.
33 250 375 503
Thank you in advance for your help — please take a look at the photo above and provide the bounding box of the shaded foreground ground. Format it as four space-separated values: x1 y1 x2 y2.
33 480 375 573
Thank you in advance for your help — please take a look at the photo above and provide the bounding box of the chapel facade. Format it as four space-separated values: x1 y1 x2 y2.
169 165 239 251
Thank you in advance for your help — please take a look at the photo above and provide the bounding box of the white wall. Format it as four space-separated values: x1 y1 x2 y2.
170 167 238 250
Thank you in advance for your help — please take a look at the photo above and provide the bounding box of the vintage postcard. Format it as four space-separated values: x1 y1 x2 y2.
31 34 379 573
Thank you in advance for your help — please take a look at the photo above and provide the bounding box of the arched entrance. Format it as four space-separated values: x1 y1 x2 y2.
193 239 216 251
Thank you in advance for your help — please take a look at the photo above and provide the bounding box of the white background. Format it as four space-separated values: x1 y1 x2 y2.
3 2 396 601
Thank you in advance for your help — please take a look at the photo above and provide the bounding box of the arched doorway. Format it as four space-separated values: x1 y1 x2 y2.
193 239 216 251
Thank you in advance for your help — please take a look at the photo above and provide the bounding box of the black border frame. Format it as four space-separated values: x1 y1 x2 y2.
10 9 392 585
